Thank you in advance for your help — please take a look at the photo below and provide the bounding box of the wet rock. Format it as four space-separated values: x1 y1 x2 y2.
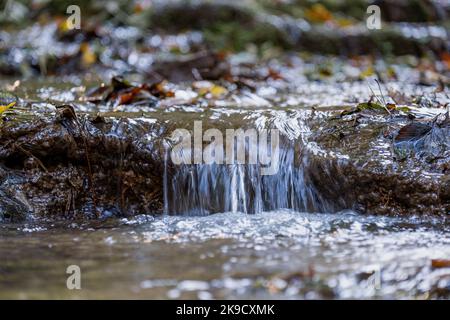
0 184 30 223
0 105 448 221
0 111 169 220
307 109 450 215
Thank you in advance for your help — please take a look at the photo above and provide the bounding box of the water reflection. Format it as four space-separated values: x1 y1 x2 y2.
1 210 449 299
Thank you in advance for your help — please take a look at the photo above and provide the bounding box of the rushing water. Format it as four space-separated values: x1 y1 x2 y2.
1 0 450 299
0 76 449 299
165 152 331 215
162 108 336 215
0 210 449 299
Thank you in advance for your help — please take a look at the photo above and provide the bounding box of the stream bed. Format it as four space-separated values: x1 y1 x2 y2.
1 0 450 300
0 76 449 299
1 210 449 299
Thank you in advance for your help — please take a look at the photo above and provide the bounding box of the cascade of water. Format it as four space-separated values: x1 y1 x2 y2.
162 142 330 215
163 142 169 215
159 108 334 215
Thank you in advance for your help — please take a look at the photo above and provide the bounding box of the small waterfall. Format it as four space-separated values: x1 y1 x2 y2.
160 109 334 215
163 142 169 215
162 142 329 215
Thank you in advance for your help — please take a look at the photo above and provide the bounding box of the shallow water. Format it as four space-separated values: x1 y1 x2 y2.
1 210 449 299
1 0 450 301
1 50 449 301
0 77 448 299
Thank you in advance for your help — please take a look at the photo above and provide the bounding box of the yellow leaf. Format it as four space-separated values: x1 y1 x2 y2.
360 66 374 79
193 81 228 98
58 19 71 33
0 101 16 114
210 85 227 98
386 66 397 79
305 4 333 23
80 43 96 67
336 18 354 28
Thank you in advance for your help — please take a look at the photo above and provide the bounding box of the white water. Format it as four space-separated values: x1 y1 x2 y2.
163 145 332 215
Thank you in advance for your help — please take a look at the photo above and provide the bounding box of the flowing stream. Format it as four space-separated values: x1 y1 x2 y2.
1 210 449 299
0 80 449 299
164 151 329 215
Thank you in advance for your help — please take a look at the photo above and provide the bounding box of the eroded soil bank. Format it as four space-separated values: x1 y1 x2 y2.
0 101 448 221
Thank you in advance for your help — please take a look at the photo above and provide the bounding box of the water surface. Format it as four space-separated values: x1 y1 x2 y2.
1 210 449 299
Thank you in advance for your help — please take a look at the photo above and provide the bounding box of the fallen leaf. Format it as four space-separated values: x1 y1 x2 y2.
57 18 72 33
360 66 375 79
193 81 228 98
386 103 397 111
80 43 96 67
336 17 354 28
149 82 175 98
0 91 18 114
0 101 16 114
266 68 284 80
395 123 432 142
85 83 109 103
431 259 450 269
441 52 450 70
357 101 385 111
209 85 228 98
305 4 333 23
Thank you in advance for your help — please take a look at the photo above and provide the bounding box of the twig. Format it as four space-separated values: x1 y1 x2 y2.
15 144 48 172
59 106 99 218
367 79 391 114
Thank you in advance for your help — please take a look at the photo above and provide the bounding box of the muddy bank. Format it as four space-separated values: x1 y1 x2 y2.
0 104 448 222
0 107 169 221
0 0 449 221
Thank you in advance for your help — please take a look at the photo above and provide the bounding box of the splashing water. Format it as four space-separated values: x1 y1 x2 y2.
1 210 449 299
163 143 331 215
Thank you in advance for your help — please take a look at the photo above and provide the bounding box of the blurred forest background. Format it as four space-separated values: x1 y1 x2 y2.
0 0 449 81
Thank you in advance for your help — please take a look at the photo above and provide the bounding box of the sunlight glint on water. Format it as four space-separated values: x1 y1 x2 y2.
1 210 449 299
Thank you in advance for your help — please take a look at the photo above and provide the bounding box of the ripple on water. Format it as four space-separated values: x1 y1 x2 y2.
0 210 449 299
